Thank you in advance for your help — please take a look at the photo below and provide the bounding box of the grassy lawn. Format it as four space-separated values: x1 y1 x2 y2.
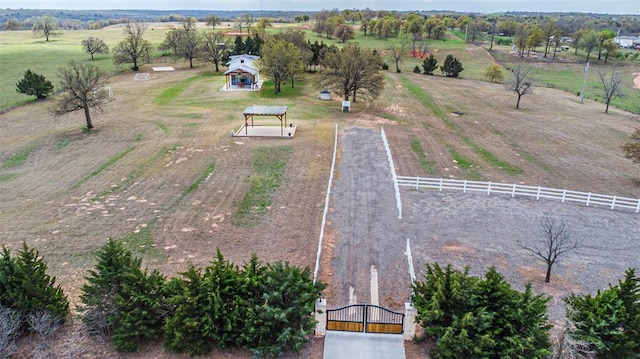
233 146 293 227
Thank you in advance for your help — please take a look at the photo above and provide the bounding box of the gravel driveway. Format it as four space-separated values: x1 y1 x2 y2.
325 126 640 324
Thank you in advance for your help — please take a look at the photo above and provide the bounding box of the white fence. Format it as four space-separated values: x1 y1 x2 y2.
381 127 402 219
397 176 640 213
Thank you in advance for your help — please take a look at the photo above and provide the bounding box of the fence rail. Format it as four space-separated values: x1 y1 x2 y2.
397 176 640 213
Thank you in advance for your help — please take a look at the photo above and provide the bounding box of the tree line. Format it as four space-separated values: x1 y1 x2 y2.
2 238 638 357
0 240 325 358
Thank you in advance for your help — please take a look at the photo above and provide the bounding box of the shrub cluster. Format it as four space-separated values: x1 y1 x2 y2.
565 268 640 358
0 243 69 356
79 240 325 357
414 263 640 358
413 263 552 358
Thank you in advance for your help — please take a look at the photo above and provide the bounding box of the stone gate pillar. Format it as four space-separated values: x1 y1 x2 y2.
315 298 327 337
403 301 417 340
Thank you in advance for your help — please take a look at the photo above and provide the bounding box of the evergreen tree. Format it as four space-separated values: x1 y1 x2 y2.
163 267 211 356
440 55 464 78
565 268 640 358
164 250 245 356
233 35 245 55
15 69 53 99
240 261 325 358
413 264 551 358
0 243 68 320
79 239 165 352
422 54 438 75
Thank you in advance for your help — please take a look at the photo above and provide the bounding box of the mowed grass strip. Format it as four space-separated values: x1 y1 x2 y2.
400 76 446 120
154 74 209 105
74 147 135 188
183 160 216 196
409 136 435 175
233 146 292 227
463 138 523 175
1 144 36 169
445 144 483 181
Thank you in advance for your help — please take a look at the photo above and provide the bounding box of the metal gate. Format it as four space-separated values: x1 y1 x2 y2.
326 304 404 334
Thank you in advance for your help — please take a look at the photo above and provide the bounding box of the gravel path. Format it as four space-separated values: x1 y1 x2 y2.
326 127 411 310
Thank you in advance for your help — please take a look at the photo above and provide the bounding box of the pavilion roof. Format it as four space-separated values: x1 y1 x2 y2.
243 105 288 116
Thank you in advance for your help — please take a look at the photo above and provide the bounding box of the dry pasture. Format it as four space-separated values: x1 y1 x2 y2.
1 59 640 357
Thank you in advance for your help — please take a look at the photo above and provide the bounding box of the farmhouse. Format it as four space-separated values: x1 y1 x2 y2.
614 35 640 48
223 54 262 90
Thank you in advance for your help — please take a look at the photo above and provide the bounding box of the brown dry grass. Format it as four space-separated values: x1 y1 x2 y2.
2 51 640 357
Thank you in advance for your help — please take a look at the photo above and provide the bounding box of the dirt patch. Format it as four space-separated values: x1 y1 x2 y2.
633 72 640 89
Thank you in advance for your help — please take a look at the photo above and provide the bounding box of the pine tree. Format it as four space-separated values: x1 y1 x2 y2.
79 239 165 352
440 55 464 77
413 264 551 358
241 261 326 358
163 267 212 356
422 54 438 75
565 268 640 358
15 69 53 99
0 243 68 320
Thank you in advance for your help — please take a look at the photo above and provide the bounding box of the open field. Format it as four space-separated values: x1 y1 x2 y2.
2 27 640 356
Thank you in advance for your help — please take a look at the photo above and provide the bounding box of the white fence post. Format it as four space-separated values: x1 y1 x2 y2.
463 180 467 193
415 177 419 190
611 196 617 210
536 186 541 200
487 182 492 195
636 199 640 213
439 178 443 191
586 193 591 206
562 189 566 203
511 183 516 197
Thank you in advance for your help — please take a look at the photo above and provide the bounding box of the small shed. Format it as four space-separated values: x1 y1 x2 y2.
342 101 351 112
242 105 289 135
319 90 331 100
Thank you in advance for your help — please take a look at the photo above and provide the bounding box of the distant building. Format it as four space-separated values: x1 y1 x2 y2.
614 36 640 48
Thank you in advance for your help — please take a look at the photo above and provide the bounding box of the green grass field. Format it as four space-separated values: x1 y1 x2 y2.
1 24 639 113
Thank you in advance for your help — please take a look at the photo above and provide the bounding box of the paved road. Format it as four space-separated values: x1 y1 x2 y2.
323 331 405 359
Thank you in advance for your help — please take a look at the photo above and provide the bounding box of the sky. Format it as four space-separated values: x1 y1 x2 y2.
2 0 640 14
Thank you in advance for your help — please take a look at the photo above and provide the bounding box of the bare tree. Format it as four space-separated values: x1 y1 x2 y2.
521 215 577 283
113 20 152 71
506 61 534 109
27 310 63 358
389 39 408 73
552 321 596 359
598 69 624 114
54 61 111 130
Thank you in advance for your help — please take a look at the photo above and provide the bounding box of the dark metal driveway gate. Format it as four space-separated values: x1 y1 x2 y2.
326 304 404 334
